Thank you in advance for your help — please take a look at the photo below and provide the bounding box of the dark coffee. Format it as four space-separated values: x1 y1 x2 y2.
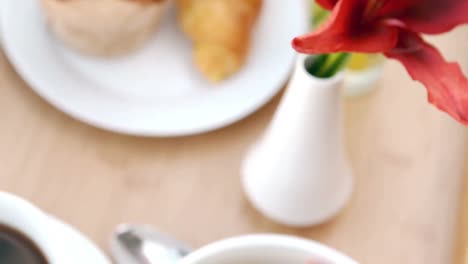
0 224 48 264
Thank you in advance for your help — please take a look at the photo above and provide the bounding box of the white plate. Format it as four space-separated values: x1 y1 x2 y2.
48 215 111 264
1 0 308 136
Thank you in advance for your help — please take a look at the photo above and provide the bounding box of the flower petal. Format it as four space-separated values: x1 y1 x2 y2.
316 0 338 10
381 0 468 34
385 31 468 124
292 0 399 54
377 0 419 17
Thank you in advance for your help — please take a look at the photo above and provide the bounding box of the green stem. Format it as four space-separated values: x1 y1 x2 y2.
304 53 351 79
306 2 351 79
305 54 329 76
321 53 351 78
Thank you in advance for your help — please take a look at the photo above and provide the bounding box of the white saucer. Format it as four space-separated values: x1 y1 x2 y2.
48 216 111 264
1 0 308 137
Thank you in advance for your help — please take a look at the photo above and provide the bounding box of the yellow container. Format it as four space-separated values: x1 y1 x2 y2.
344 54 385 97
348 53 384 71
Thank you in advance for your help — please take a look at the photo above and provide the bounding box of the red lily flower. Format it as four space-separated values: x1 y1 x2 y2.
292 0 468 124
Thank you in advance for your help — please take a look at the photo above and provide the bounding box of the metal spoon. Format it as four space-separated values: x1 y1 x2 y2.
110 224 191 264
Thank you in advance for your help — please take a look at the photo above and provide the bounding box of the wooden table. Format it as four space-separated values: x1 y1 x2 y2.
1 27 468 263
457 158 468 264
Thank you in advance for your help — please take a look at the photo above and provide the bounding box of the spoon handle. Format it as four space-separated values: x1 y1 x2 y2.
111 224 191 264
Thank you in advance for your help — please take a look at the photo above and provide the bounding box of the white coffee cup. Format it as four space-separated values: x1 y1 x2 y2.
179 234 358 264
0 192 65 263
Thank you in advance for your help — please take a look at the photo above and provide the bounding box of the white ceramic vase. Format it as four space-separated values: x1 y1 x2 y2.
241 55 353 227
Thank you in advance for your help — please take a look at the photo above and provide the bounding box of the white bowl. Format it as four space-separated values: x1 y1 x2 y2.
180 234 358 264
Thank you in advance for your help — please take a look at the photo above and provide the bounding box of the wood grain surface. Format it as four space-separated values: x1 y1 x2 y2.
456 158 468 264
1 27 468 264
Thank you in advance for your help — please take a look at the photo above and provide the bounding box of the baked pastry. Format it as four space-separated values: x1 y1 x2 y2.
177 0 262 82
41 0 168 57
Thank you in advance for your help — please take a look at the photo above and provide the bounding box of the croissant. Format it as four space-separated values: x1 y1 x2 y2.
177 0 262 82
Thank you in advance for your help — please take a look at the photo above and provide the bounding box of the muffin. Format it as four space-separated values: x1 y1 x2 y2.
41 0 168 57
